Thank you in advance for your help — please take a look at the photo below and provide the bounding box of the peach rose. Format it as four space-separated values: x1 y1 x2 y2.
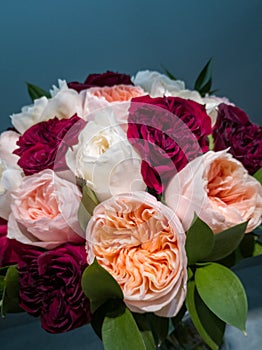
7 169 84 249
86 192 187 317
165 150 262 233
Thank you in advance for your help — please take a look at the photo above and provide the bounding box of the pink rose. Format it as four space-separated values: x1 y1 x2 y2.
86 192 187 317
7 169 84 249
165 150 262 233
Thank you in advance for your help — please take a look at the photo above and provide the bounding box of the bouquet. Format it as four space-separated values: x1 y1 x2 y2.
0 60 262 350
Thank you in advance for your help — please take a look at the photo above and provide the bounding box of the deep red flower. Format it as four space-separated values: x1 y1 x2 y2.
14 115 86 175
68 71 133 92
213 104 262 174
127 95 212 193
0 218 18 267
13 241 91 333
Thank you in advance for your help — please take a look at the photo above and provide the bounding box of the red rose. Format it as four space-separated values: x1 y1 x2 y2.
213 104 262 174
14 115 86 175
127 96 212 193
68 71 133 92
0 218 18 267
14 241 91 333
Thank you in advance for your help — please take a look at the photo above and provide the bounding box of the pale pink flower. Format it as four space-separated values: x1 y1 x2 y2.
165 150 262 233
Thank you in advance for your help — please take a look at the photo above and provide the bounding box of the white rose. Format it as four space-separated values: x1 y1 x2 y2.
66 109 146 202
10 80 89 134
0 130 23 219
132 70 185 97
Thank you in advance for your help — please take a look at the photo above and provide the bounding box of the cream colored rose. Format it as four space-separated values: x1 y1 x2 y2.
7 169 84 249
0 130 23 219
66 110 146 202
86 192 187 317
165 150 262 233
10 80 88 133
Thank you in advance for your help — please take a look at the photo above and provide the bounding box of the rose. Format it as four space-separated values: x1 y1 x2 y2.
213 103 262 174
86 192 187 317
7 169 84 249
165 150 262 233
202 95 234 126
11 80 89 134
0 130 23 219
14 115 86 175
13 241 91 333
132 70 186 97
66 109 146 202
127 95 212 193
0 218 18 267
68 71 134 92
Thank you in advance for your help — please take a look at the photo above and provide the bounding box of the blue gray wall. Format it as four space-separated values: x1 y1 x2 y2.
0 0 261 132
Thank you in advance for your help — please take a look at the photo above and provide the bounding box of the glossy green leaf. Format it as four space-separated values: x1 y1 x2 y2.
1 265 23 317
102 307 146 350
194 58 213 96
253 168 262 185
195 263 247 333
161 66 177 80
27 82 51 101
132 313 156 350
81 258 123 313
185 215 214 265
203 221 248 261
186 280 225 350
78 185 99 231
147 313 169 347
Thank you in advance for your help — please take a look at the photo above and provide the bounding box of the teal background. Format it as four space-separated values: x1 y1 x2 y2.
0 0 261 132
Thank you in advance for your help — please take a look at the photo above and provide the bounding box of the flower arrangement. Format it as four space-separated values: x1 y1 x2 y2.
0 61 262 350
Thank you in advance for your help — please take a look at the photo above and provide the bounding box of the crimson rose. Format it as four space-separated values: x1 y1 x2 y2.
68 71 133 92
213 104 262 174
14 242 91 333
127 96 212 193
14 115 86 175
0 218 18 267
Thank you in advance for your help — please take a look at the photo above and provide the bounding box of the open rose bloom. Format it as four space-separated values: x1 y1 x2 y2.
0 68 262 348
86 192 187 317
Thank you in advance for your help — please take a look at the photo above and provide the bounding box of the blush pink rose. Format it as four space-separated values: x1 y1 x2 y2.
7 169 84 249
165 150 262 234
86 192 187 317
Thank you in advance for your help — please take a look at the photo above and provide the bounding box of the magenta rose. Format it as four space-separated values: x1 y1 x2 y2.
14 241 91 333
213 104 262 174
68 71 134 92
0 218 18 267
127 95 212 193
14 115 86 175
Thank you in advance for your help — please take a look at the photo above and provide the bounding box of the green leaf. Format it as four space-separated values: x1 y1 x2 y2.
1 265 23 317
186 280 225 350
146 313 169 347
207 134 214 151
102 307 146 350
253 168 262 185
239 233 255 258
203 221 248 262
194 58 213 96
132 313 156 350
185 215 214 265
161 66 177 80
27 82 51 101
195 263 248 333
81 258 123 313
78 185 99 231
